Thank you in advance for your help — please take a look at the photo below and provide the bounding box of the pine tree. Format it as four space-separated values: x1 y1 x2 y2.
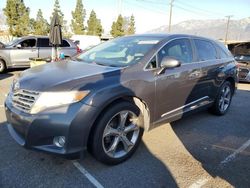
4 0 30 37
127 15 135 35
110 14 124 37
51 0 64 25
71 0 85 34
87 10 103 36
34 9 49 35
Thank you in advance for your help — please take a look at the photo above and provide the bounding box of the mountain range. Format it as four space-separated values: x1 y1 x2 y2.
148 17 250 41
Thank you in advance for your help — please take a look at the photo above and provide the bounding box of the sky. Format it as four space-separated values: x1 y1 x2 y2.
0 0 250 33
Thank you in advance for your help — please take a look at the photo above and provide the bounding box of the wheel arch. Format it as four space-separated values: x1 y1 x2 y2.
87 95 151 150
225 76 236 94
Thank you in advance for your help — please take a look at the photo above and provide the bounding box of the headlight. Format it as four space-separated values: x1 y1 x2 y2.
30 91 89 114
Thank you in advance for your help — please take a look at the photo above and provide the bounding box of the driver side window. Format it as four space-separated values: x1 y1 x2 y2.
19 39 36 48
158 39 193 64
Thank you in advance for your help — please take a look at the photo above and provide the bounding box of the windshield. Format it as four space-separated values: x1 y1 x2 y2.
5 38 21 47
76 36 161 67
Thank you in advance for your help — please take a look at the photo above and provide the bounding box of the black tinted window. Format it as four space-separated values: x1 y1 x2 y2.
19 39 36 48
60 40 70 47
158 39 193 64
194 39 217 61
37 38 50 47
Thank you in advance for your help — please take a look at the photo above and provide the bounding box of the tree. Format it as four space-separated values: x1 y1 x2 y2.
127 15 135 35
34 9 49 35
4 0 30 37
71 0 86 34
29 18 36 34
87 10 103 36
110 14 124 37
51 0 64 25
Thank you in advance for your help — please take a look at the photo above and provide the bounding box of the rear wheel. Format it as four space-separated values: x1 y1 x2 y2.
90 102 144 165
210 81 233 115
0 59 6 73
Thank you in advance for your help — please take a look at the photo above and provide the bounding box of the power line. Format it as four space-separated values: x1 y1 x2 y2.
174 4 221 18
136 0 168 6
124 0 167 15
175 0 225 16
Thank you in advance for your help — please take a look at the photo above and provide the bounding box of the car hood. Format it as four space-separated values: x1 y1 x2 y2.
18 61 122 91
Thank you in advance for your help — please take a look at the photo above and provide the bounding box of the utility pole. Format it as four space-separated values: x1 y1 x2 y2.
224 15 233 44
168 0 174 33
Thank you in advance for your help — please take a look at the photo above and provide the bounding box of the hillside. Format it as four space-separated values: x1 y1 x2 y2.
148 17 250 41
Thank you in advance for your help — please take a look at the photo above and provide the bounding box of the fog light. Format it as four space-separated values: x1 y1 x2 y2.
53 136 66 147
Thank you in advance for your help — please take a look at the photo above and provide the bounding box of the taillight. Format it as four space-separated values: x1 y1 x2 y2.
77 46 82 54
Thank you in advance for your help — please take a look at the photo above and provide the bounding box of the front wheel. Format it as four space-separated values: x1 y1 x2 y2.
210 81 233 115
90 102 144 165
0 59 6 73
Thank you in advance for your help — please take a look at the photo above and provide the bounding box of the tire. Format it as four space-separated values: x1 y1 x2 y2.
90 101 144 165
0 59 6 73
210 81 233 115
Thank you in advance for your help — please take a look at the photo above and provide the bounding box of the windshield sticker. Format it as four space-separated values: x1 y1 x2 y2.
138 40 159 45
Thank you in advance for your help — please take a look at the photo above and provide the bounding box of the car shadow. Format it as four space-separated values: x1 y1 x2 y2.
0 73 13 80
79 141 179 188
0 120 178 188
171 89 250 187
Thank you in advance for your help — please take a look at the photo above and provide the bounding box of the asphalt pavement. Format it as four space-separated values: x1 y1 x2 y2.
0 70 249 188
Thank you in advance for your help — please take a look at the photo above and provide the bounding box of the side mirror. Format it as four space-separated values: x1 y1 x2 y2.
15 44 22 49
158 57 181 74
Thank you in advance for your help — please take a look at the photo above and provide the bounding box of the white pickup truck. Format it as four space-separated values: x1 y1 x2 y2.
0 36 78 73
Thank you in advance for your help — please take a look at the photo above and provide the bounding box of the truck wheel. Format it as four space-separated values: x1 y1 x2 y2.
0 59 6 73
90 101 144 165
210 81 233 115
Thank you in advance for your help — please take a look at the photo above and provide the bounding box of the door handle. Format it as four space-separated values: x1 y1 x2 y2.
189 70 201 79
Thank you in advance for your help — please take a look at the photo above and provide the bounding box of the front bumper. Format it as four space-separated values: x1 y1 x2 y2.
4 95 98 156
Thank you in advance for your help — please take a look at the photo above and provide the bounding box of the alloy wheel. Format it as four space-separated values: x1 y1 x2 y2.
102 110 140 159
219 85 231 112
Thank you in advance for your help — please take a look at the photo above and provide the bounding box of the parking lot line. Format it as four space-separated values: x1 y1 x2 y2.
0 105 4 108
220 139 250 165
72 161 104 188
188 178 209 188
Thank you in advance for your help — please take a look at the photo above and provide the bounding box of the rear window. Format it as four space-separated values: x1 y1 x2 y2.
60 40 70 47
37 38 50 47
215 45 230 59
194 39 217 61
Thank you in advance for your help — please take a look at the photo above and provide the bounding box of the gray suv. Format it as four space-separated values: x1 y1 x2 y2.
5 34 238 165
0 36 77 73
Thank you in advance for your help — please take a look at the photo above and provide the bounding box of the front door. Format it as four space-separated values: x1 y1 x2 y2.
154 38 205 122
10 38 38 67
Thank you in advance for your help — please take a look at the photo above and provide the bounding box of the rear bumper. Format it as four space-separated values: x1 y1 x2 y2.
4 95 98 156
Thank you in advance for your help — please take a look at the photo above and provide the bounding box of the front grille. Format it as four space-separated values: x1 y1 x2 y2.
11 90 40 113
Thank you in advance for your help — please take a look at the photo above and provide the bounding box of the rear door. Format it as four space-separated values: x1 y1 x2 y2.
60 39 77 57
10 38 38 66
37 38 51 58
193 39 224 98
154 38 208 122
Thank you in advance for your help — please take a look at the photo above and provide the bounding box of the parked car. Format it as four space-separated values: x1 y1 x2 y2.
234 55 250 82
228 42 250 82
0 36 78 73
5 34 238 165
